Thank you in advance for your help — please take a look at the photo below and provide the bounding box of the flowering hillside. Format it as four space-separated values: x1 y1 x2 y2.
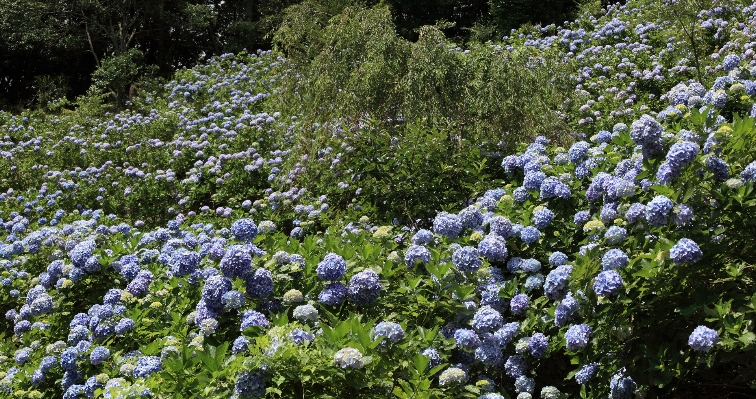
2 1 756 398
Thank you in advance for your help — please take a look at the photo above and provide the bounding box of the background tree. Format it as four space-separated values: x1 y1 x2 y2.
488 0 579 33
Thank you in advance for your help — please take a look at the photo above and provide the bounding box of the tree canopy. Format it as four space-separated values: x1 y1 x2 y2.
0 0 585 110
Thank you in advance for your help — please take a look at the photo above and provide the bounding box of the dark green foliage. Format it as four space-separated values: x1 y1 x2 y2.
489 0 580 32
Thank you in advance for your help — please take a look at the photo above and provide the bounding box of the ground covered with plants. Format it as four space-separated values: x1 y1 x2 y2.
2 0 756 398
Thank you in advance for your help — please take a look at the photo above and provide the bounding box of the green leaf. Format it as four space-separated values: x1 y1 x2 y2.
738 332 756 347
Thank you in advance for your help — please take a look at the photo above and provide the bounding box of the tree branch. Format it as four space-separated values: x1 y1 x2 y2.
84 21 100 67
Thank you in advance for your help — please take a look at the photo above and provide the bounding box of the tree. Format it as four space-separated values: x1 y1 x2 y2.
488 0 579 33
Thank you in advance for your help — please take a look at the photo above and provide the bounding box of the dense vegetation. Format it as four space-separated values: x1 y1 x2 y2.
0 0 581 110
2 0 756 398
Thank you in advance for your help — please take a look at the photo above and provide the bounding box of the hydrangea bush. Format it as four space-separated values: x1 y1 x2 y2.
2 0 756 398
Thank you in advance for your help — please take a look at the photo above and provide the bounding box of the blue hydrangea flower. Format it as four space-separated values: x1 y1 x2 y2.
666 141 699 169
656 162 680 185
688 325 719 352
433 212 463 238
569 141 590 163
61 370 81 391
544 265 573 301
458 205 484 229
454 328 481 351
70 240 96 268
15 347 31 365
513 187 530 204
245 268 273 299
510 294 529 315
670 238 702 265
452 246 482 272
540 177 571 199
348 269 382 306
488 216 512 237
169 248 200 277
741 161 756 182
287 328 314 345
405 245 431 269
532 208 554 230
523 171 546 190
520 226 540 245
610 370 636 399
231 218 258 242
319 282 348 306
514 375 535 393
602 249 629 270
705 156 729 181
608 178 636 199
411 229 434 245
481 283 506 311
60 347 78 370
573 210 590 226
604 226 627 245
565 324 592 351
83 376 102 397
373 321 405 343
219 246 252 279
645 195 673 227
317 253 347 281
103 289 122 305
240 310 270 330
672 204 694 226
575 362 600 384
630 114 663 145
504 355 527 378
115 318 135 335
478 234 508 262
40 355 58 372
528 333 548 358
722 54 741 71
549 252 568 266
524 273 545 292
31 369 45 386
64 384 84 399
232 336 250 354
475 337 504 366
420 347 441 370
555 293 579 327
202 275 232 311
235 370 265 398
194 299 220 326
472 306 504 333
520 258 541 273
593 270 623 296
30 293 53 316
222 290 246 309
90 346 110 365
625 203 646 224
601 202 619 223
125 270 153 297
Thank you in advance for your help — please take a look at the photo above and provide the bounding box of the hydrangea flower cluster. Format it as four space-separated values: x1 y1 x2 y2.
452 246 482 272
565 324 593 351
404 245 431 269
316 253 347 281
438 367 468 385
688 325 719 352
347 269 381 306
373 321 405 343
334 347 364 369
